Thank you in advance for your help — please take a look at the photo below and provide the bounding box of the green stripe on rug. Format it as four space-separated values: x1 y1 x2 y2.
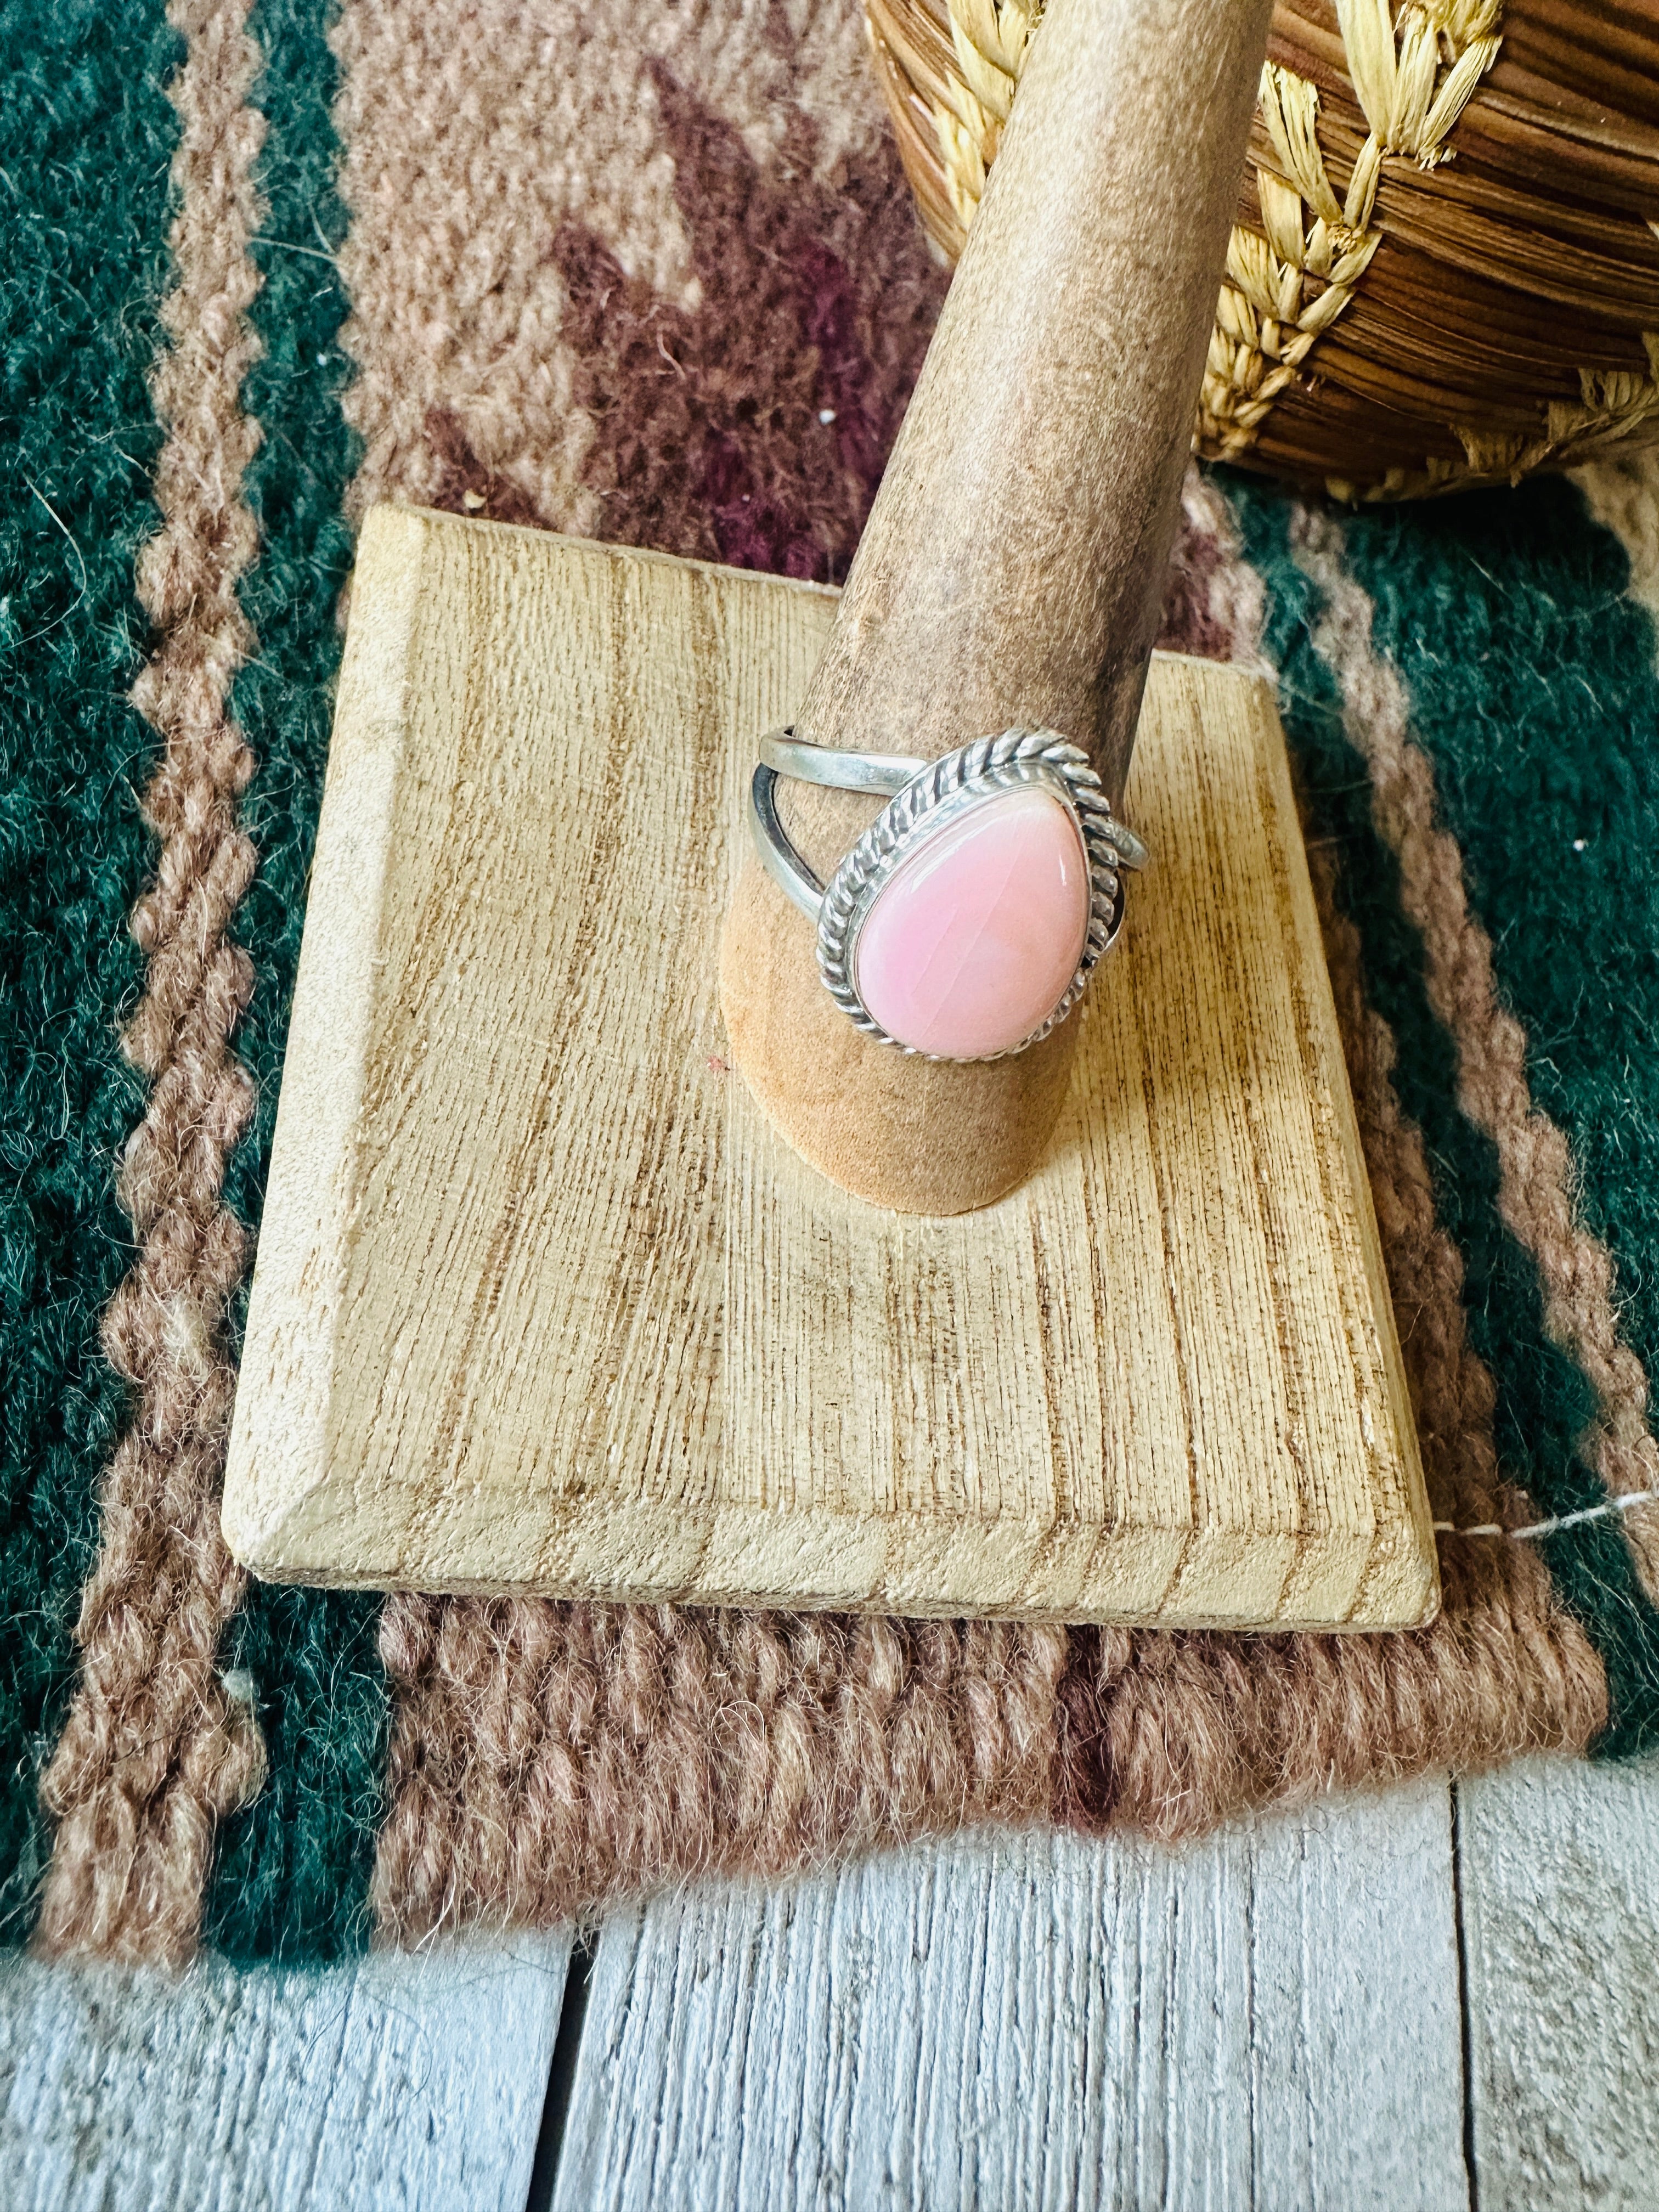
1231 474 1659 1760
0 0 179 1945
200 0 387 1963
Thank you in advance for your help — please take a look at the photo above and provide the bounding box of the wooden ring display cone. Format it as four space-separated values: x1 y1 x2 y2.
720 0 1277 1214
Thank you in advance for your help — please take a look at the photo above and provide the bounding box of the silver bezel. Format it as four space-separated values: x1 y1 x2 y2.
816 729 1144 1061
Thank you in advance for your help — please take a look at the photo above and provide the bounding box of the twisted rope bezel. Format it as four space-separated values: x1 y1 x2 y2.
816 727 1144 1060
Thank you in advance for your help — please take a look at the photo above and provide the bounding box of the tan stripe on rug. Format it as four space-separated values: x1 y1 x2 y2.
373 1607 1072 1939
1577 450 1659 640
36 0 269 1967
1290 501 1659 1607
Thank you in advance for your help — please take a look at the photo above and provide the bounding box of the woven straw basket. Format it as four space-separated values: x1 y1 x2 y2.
865 0 1659 499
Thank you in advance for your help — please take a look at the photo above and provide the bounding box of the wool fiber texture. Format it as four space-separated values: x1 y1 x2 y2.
34 0 272 1972
2 0 1656 1961
199 0 388 1966
0 0 180 1946
1233 479 1659 1759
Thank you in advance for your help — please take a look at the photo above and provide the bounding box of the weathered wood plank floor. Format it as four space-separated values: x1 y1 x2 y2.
0 1933 572 2211
555 1777 1466 2212
1457 1758 1659 2210
1 1757 1654 2210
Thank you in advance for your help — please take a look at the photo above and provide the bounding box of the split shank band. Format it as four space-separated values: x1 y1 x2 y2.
749 726 1148 1064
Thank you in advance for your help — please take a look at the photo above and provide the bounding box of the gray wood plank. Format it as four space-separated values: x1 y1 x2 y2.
0 1932 570 2212
555 1777 1467 2212
1455 1754 1659 2212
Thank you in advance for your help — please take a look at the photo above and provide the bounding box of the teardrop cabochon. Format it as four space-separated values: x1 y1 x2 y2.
850 778 1093 1060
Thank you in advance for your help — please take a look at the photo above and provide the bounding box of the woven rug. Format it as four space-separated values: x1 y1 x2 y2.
4 0 1658 1968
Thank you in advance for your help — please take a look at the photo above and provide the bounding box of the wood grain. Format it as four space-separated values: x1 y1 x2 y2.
221 504 1436 1629
789 0 1274 795
720 0 1279 1211
0 1936 570 2212
551 1779 1468 2212
8 1762 1659 2206
1456 1756 1659 2212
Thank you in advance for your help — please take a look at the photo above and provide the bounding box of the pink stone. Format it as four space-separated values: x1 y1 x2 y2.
854 787 1091 1058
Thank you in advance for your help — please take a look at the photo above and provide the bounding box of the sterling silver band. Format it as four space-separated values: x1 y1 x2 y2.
749 727 1148 1062
752 732 921 915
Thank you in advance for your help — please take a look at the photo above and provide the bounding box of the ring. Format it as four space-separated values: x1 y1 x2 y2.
749 727 1147 1062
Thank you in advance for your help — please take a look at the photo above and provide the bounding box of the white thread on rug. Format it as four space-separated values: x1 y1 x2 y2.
1435 1487 1659 1542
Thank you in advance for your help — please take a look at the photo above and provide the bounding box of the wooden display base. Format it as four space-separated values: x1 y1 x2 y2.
222 506 1438 1630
